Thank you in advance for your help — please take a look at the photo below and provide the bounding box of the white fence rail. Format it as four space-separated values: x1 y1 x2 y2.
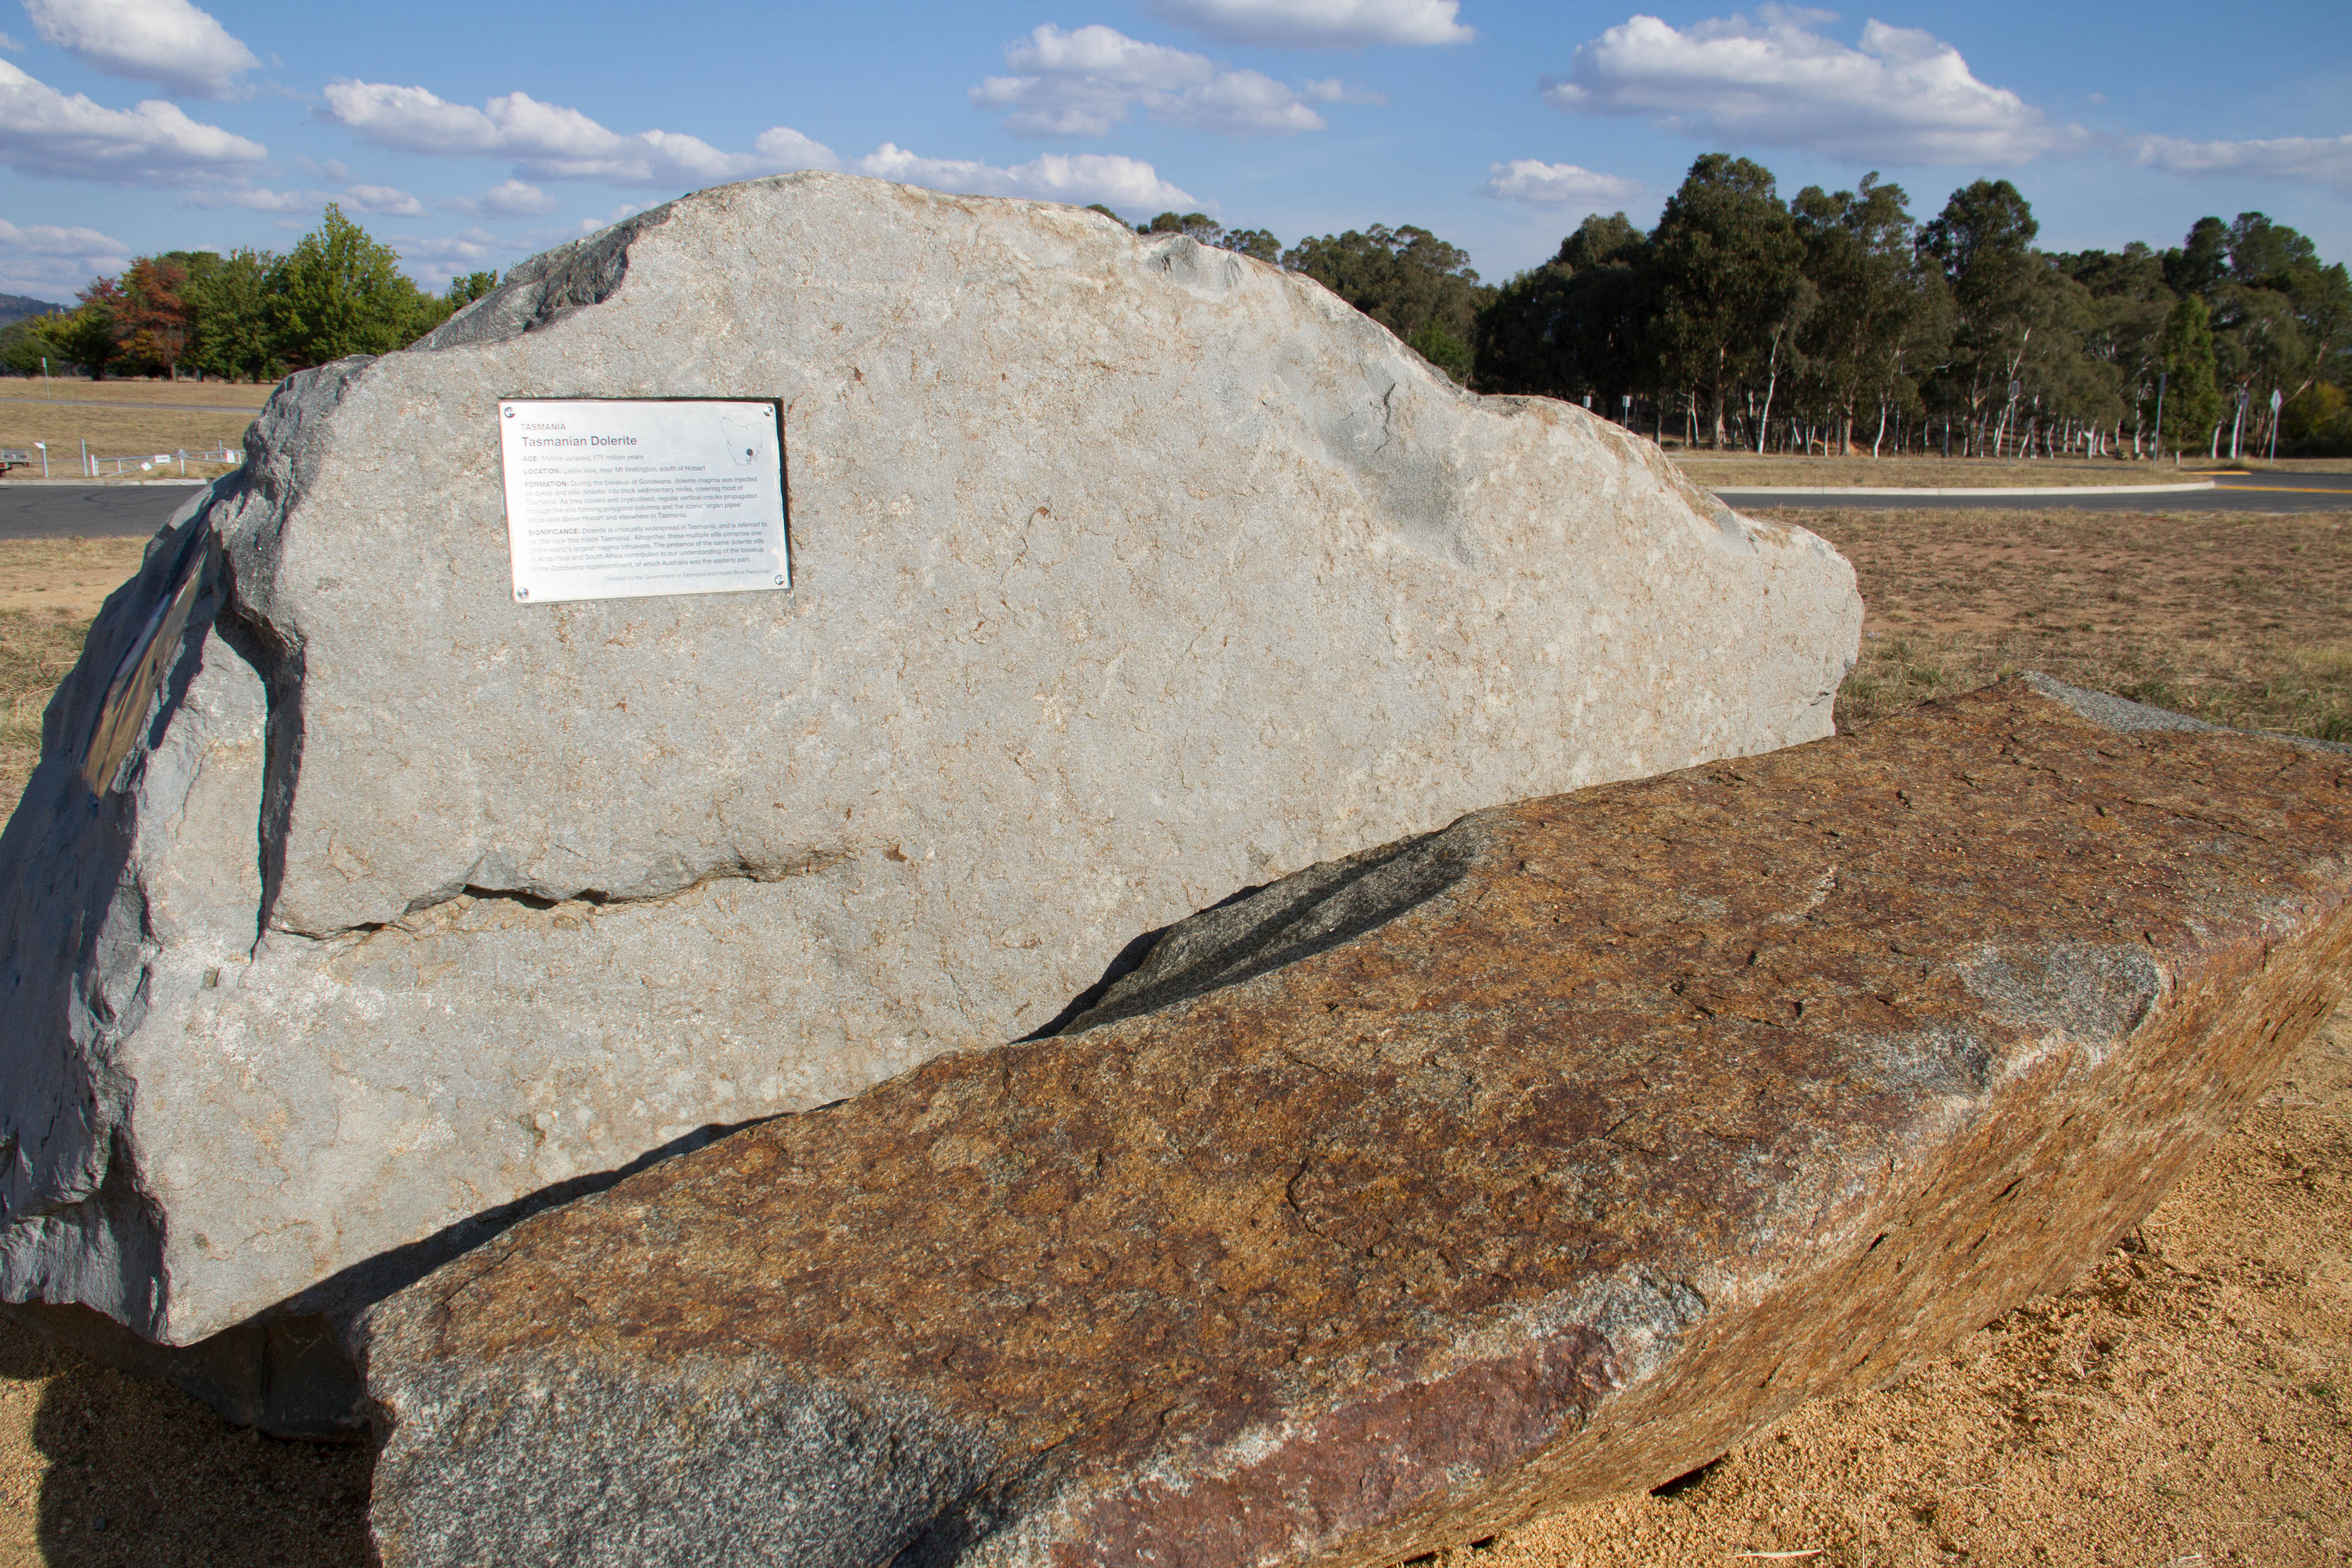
0 441 244 479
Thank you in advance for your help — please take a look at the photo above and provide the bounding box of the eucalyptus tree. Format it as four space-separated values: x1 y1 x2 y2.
1791 174 1947 454
2011 264 2119 457
1127 211 1283 266
2225 211 2318 284
2156 294 2224 458
2189 213 2347 451
1651 153 1805 448
2167 215 2232 298
2062 243 2175 456
1471 212 1656 406
1920 179 2043 455
1282 224 1490 382
2208 283 2310 456
2271 244 2352 405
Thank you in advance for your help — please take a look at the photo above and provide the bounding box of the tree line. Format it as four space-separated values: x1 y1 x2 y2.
1474 155 2352 461
0 205 495 383
15 176 2347 458
1127 161 2352 460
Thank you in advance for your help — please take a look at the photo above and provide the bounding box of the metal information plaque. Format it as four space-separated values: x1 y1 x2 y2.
497 398 789 604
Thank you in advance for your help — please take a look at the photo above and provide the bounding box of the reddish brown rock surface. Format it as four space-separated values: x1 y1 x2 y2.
358 679 2352 1568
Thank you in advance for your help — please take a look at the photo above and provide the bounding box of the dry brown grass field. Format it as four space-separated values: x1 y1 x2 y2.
0 379 273 407
0 507 2347 1566
1823 505 2352 743
0 379 270 480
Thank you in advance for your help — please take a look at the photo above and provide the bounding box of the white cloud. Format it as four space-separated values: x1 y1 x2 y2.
319 80 840 186
444 177 561 216
1542 11 2083 165
972 25 1328 137
1480 159 1642 206
0 216 127 256
384 226 501 284
0 57 266 182
1143 0 1472 48
317 74 1200 216
1302 78 1386 104
0 216 129 293
851 143 1196 213
24 0 258 99
343 181 425 216
0 31 24 52
423 227 495 257
1162 67 1327 135
2134 132 2352 196
178 185 311 211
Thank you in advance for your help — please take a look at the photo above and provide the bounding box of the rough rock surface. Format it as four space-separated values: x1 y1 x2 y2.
0 171 1859 1349
358 679 2352 1568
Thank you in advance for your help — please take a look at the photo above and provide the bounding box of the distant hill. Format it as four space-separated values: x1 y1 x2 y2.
0 292 67 327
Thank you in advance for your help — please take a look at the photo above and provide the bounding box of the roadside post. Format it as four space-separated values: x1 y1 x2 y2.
2269 387 2282 463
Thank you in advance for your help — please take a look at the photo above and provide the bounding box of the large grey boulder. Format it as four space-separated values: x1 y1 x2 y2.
0 171 1860 1354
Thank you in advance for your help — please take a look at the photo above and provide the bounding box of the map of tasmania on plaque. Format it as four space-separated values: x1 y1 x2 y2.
497 398 790 603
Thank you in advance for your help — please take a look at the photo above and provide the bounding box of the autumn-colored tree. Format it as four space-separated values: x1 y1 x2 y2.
46 276 127 379
116 254 196 377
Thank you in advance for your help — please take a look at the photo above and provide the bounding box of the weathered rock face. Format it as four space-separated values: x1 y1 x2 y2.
357 679 2352 1568
0 172 1861 1348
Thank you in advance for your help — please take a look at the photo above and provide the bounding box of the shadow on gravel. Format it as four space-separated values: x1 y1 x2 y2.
2 1314 369 1568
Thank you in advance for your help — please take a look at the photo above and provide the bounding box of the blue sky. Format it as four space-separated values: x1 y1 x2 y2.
3 0 2348 302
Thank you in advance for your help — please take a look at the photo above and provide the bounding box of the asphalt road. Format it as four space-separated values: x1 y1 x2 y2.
0 483 206 540
3 470 2346 544
1719 471 2352 514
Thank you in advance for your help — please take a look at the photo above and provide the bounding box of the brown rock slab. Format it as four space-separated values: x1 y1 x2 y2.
356 679 2352 1568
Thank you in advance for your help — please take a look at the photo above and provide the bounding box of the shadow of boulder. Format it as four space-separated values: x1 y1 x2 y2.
1 1314 369 1566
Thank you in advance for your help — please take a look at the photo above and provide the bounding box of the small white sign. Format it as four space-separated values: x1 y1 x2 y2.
497 398 789 604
